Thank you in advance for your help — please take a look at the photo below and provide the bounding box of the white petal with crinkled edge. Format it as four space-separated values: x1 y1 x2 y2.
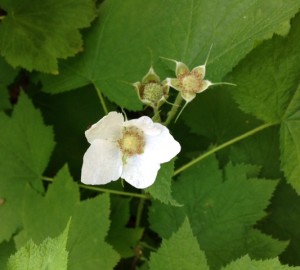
126 116 181 163
143 123 181 163
124 116 162 137
85 112 124 143
121 155 160 189
81 139 122 185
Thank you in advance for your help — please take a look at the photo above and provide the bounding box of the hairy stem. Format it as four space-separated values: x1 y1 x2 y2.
152 106 162 123
164 93 183 126
42 177 150 199
94 84 109 115
174 122 279 176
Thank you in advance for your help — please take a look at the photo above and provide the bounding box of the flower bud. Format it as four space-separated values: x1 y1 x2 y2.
133 67 169 108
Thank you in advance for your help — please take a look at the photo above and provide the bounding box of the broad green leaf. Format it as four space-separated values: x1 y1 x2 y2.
7 221 70 270
0 92 55 242
16 167 79 244
227 14 300 193
17 166 120 270
227 13 300 123
107 197 144 258
149 156 285 269
229 126 281 179
0 57 18 110
244 229 288 261
0 0 96 73
222 255 300 270
258 182 300 266
280 84 300 193
146 160 180 206
182 88 261 143
149 218 209 270
40 0 300 110
0 240 15 269
31 86 112 179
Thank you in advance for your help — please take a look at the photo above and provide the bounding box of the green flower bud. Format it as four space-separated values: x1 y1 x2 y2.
133 67 169 108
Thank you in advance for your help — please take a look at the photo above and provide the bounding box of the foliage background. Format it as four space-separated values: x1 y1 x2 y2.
1 0 300 269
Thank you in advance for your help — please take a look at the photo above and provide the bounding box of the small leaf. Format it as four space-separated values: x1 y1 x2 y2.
149 218 209 270
146 160 180 206
0 0 96 73
7 221 70 270
222 255 300 270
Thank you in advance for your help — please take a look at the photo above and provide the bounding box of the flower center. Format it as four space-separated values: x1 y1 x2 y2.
117 126 145 160
179 72 202 93
142 82 164 104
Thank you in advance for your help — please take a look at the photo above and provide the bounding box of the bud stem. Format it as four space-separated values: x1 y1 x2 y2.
164 93 183 126
152 107 162 123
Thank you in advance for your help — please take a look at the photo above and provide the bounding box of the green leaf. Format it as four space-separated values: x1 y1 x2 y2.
16 166 120 270
0 240 15 269
227 14 300 194
149 218 209 270
229 126 281 179
182 88 261 143
280 84 300 193
0 57 18 110
149 156 285 269
107 197 143 258
245 229 288 261
40 0 300 110
146 160 180 206
0 92 55 242
222 255 300 270
7 221 70 270
31 86 116 178
0 0 96 73
258 182 300 266
227 13 300 123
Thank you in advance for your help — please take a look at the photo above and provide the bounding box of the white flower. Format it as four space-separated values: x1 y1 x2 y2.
81 112 181 189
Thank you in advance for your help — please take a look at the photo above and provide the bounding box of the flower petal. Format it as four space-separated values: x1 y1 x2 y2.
125 116 181 163
143 123 181 163
121 155 160 189
124 116 162 137
175 61 189 76
85 112 123 143
142 67 160 83
192 64 206 79
196 80 212 93
81 139 122 185
166 78 181 91
181 91 197 102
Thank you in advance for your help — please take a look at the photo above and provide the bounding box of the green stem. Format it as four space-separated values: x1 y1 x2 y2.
42 176 150 199
94 84 109 115
164 93 183 126
174 122 279 176
152 106 162 123
135 197 146 228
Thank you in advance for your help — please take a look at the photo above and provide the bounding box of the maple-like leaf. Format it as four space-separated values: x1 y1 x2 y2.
0 0 96 73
